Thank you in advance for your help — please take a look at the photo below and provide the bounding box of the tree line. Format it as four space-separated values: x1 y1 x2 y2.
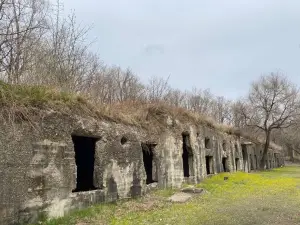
1 0 300 168
0 0 240 124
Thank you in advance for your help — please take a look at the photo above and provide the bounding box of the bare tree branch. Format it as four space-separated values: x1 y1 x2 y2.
241 73 300 168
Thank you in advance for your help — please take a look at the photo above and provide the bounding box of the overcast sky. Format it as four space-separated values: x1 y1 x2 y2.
61 0 300 99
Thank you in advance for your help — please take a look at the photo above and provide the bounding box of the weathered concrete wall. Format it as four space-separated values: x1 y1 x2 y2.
0 112 284 225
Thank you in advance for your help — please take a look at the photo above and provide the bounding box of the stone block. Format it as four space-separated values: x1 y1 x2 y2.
169 192 192 203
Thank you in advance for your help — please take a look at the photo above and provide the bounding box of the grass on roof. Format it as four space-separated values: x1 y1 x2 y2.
0 81 280 142
0 80 89 108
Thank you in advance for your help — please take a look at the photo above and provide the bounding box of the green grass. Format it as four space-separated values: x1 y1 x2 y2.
0 81 241 136
37 166 300 225
0 81 283 144
0 81 104 124
0 80 89 109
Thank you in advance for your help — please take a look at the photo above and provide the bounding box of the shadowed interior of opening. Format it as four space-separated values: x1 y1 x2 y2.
205 156 213 175
141 143 157 184
250 154 254 170
222 157 228 172
182 133 193 177
72 135 98 192
242 144 247 171
255 155 258 168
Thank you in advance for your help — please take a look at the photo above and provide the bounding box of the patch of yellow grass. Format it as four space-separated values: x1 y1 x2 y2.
41 166 300 225
109 166 300 225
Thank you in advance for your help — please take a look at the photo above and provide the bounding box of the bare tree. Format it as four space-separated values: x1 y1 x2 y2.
212 96 232 124
24 0 101 93
164 88 187 108
230 100 247 127
271 116 300 162
112 67 143 102
187 88 214 114
0 0 49 83
146 76 170 102
241 73 300 168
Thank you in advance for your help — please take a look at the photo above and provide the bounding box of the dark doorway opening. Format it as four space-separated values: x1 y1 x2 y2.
276 157 279 167
235 158 240 171
242 144 248 171
250 154 254 170
255 155 258 169
205 156 213 175
141 143 157 184
72 135 99 192
222 157 228 172
182 133 194 177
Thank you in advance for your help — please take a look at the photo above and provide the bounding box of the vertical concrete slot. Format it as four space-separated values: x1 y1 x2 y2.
72 135 99 192
141 143 157 184
182 133 194 177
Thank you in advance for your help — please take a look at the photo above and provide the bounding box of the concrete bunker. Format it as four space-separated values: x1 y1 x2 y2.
222 157 228 172
72 135 99 192
141 142 158 184
0 87 286 225
205 156 213 175
182 132 194 177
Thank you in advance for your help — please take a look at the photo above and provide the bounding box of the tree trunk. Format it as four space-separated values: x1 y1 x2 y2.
260 131 271 169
